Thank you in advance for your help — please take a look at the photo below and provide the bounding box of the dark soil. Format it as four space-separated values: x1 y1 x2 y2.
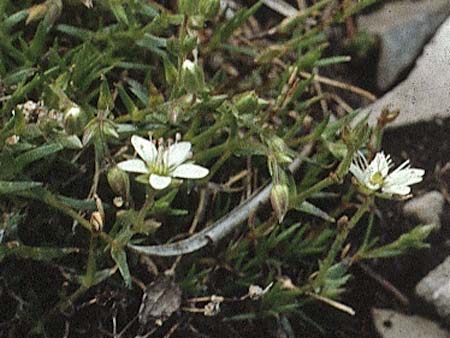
344 117 450 337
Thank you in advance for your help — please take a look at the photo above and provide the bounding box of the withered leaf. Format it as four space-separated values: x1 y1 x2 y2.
138 276 182 326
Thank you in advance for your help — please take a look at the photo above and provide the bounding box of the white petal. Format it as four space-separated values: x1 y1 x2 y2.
357 151 369 168
349 163 366 184
382 184 411 195
149 174 172 190
385 168 425 187
131 135 157 164
117 159 148 173
368 152 390 177
172 163 209 179
167 142 192 168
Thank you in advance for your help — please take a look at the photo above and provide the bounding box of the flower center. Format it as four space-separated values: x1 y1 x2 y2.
369 171 384 187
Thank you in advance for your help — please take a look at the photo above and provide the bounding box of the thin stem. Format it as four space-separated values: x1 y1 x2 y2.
194 141 232 163
189 117 229 146
43 191 92 232
362 210 375 249
84 234 97 288
318 196 371 282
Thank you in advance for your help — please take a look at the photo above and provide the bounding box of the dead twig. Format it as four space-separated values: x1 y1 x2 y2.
299 71 377 102
261 0 298 17
358 262 410 306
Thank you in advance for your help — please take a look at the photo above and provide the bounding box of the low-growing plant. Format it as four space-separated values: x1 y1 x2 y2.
0 0 432 337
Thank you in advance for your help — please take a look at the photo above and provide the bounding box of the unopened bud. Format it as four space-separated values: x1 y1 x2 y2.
102 120 119 139
26 0 62 26
64 105 86 135
267 136 293 165
234 91 258 114
378 106 400 127
90 211 103 233
271 183 289 223
107 167 130 198
248 282 273 300
181 59 205 94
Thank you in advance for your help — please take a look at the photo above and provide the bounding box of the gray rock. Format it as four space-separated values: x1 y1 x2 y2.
359 16 450 128
416 257 450 323
372 308 450 338
403 191 445 229
357 0 450 91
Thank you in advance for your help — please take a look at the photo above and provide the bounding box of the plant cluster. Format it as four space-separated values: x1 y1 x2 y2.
0 0 432 337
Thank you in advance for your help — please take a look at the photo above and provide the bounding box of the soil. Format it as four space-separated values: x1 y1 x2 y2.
344 117 450 338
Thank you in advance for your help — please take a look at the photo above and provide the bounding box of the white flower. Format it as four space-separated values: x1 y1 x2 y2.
117 135 209 190
350 151 424 196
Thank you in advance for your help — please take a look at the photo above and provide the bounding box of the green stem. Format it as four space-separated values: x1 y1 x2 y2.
137 188 155 225
43 191 92 232
362 210 375 249
83 234 97 288
317 197 371 283
189 117 229 146
290 175 335 206
194 141 235 163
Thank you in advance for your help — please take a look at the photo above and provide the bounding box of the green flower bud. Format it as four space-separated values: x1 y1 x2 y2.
234 91 268 114
234 91 258 114
102 120 119 139
180 59 205 94
267 135 293 165
199 0 220 19
107 166 130 199
271 183 289 223
63 105 86 135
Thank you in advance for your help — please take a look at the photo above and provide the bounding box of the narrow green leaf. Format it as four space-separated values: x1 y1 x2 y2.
293 201 335 223
0 244 79 263
362 224 435 259
15 142 64 168
111 246 131 287
0 181 42 194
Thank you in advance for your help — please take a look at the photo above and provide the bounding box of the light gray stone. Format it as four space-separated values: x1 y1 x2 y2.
416 257 450 323
403 191 445 229
372 308 450 338
359 16 450 128
357 0 450 90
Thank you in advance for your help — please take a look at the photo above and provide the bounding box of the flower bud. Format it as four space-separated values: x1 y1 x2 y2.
107 167 130 199
270 183 289 223
64 105 86 135
377 106 400 127
234 91 258 114
180 59 205 94
267 135 293 165
199 0 220 19
90 211 103 233
102 120 119 139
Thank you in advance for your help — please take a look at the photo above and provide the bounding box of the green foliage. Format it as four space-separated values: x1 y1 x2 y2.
0 0 428 337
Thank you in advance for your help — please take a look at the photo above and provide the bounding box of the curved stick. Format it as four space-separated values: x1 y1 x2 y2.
128 143 314 257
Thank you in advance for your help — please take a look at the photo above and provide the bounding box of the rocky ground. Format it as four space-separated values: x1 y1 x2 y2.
347 1 450 337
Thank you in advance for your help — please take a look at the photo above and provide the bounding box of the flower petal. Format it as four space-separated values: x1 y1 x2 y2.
385 168 425 187
349 162 366 185
131 135 157 164
149 174 172 190
382 184 411 195
368 152 390 177
167 142 191 168
117 159 148 174
172 163 209 179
